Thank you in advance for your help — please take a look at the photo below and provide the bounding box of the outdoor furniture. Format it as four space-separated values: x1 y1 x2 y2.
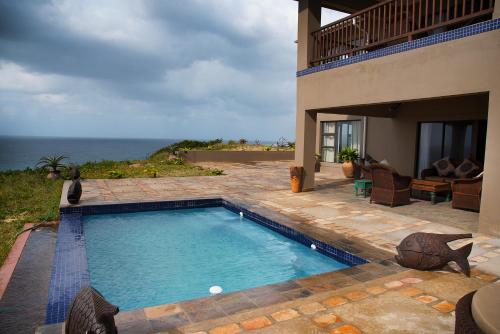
411 179 452 205
455 284 500 334
452 177 482 212
421 158 483 183
354 179 372 197
369 163 412 207
353 160 372 180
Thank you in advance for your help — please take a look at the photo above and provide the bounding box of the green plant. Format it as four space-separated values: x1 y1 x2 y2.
288 142 296 149
108 170 125 179
314 153 322 160
143 166 159 178
337 147 359 163
208 168 224 176
264 146 272 151
171 157 184 165
36 155 68 172
227 140 236 145
239 138 247 145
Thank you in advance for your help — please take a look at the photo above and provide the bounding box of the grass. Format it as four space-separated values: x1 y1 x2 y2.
0 155 221 265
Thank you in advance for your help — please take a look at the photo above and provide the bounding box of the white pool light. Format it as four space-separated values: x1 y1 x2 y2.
311 244 317 250
239 212 243 217
209 285 223 295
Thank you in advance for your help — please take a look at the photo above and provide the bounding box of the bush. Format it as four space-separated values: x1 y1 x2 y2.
108 170 125 179
171 157 184 165
239 138 247 145
338 147 359 162
150 139 224 157
264 146 272 151
208 168 224 176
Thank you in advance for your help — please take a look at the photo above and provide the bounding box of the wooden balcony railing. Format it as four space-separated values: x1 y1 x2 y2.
311 0 495 66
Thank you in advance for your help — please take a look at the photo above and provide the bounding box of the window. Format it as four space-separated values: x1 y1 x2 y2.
320 120 361 163
417 121 486 177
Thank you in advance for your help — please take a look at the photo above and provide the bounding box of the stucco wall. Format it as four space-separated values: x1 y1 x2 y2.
177 151 294 163
295 27 500 235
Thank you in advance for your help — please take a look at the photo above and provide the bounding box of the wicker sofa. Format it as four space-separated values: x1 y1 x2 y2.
369 163 412 207
420 158 483 183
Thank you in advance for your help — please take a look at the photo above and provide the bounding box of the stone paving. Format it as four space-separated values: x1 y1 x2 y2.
43 161 500 334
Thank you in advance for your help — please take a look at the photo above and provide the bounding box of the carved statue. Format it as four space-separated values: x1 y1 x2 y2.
69 165 81 180
395 232 473 276
67 165 82 204
65 286 119 334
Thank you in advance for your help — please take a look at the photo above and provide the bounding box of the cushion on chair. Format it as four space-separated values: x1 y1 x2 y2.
471 283 500 334
433 157 455 177
455 159 481 178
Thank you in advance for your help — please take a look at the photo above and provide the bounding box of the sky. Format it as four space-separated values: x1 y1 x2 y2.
0 1 346 141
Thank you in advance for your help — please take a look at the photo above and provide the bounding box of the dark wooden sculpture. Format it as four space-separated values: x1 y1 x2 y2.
65 286 119 334
67 166 82 204
395 232 473 276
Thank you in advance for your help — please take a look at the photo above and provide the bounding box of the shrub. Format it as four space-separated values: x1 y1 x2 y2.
287 142 295 149
108 170 125 179
208 168 224 176
227 140 236 145
254 139 261 145
239 138 247 145
143 167 159 178
338 147 359 162
264 146 272 151
171 157 184 165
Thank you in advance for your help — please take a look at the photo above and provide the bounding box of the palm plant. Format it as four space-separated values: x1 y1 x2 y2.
37 155 68 172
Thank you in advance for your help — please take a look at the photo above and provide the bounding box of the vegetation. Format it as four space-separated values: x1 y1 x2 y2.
36 155 68 172
0 169 63 264
338 147 360 162
150 138 294 157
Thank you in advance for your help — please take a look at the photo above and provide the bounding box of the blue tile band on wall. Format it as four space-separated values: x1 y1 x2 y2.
47 198 368 324
297 18 500 77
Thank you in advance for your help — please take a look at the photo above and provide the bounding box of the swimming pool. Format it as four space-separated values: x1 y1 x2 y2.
46 198 367 324
84 207 348 311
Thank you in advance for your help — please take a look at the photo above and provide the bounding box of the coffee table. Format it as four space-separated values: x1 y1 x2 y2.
411 179 451 204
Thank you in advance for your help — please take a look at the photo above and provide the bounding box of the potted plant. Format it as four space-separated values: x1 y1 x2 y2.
37 155 68 180
338 147 359 178
314 153 322 172
289 166 304 193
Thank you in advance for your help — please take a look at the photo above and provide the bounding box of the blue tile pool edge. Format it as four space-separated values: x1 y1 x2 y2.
47 198 367 324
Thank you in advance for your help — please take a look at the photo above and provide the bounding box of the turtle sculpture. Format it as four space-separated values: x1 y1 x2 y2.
65 286 119 334
395 232 473 276
67 165 82 204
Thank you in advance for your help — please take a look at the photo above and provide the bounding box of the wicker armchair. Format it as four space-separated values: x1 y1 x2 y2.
353 160 372 180
370 164 412 207
452 177 482 212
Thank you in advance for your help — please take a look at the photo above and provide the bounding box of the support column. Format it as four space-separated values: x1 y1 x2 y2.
494 2 500 19
479 91 500 236
295 108 317 191
297 0 321 71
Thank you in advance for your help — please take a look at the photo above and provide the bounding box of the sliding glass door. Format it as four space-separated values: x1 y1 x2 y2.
320 120 361 163
417 121 482 177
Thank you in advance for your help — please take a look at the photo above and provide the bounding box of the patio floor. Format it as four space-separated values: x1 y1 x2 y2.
39 161 499 334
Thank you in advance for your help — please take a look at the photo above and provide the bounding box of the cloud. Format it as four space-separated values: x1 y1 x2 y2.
0 0 343 140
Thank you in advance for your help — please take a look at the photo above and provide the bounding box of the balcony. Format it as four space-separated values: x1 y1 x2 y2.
311 0 495 66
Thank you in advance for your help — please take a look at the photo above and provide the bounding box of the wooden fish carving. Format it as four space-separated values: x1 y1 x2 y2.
395 232 473 276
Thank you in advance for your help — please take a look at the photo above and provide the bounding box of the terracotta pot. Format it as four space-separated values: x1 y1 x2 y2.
47 171 61 180
342 161 355 178
289 166 304 193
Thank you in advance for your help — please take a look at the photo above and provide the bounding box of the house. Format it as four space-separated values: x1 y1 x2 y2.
293 0 500 235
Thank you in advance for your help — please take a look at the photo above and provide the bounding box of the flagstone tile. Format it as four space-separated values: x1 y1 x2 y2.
209 323 241 334
240 316 272 330
298 302 326 315
271 308 300 322
344 291 369 302
415 295 438 304
330 324 362 334
432 301 455 313
313 313 342 328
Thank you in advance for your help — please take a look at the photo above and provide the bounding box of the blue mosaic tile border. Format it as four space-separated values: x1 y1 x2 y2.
45 213 90 324
297 18 500 77
47 198 367 324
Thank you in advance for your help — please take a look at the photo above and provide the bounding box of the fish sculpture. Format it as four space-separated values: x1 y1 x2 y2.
395 232 473 276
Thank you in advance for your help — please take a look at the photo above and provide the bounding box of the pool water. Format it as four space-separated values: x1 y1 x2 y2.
83 207 348 311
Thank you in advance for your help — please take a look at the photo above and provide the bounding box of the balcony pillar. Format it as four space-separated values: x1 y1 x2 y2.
297 0 321 71
479 90 500 236
494 2 500 18
295 107 317 191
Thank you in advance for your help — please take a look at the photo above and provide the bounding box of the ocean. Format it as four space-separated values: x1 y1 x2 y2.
0 136 177 171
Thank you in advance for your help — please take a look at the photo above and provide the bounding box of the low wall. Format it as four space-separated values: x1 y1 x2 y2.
177 150 295 163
